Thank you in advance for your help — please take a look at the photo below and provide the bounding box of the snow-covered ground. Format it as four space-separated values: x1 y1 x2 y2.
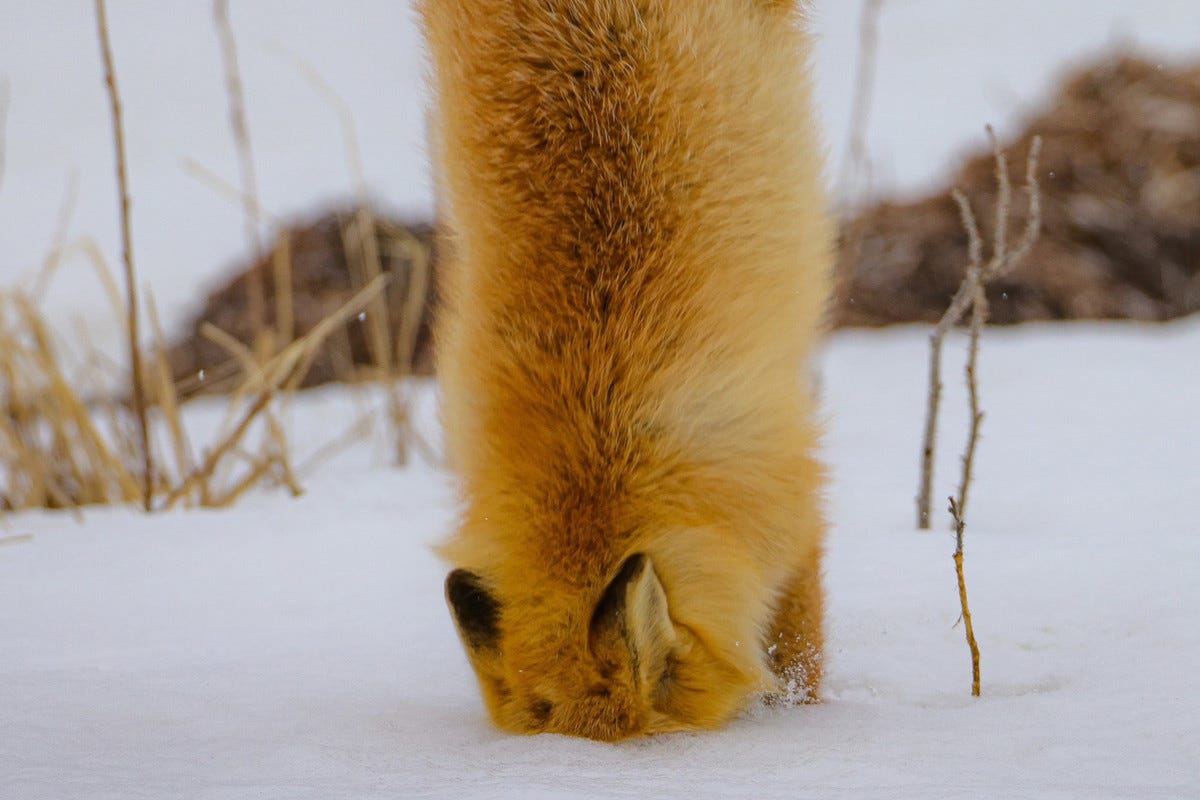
4 323 1199 798
2 1 1200 798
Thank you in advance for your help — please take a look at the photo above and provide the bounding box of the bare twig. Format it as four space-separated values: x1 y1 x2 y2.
161 391 273 510
181 158 282 227
272 228 294 343
147 293 196 504
836 0 884 205
915 130 1042 528
30 171 80 302
95 0 153 512
0 75 10 192
213 0 266 337
276 47 414 463
956 197 987 518
948 496 981 696
273 48 368 198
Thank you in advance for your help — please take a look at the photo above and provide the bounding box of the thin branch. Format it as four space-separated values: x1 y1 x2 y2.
915 268 973 528
958 280 987 518
180 157 282 227
0 75 10 192
95 0 153 512
836 0 884 205
146 291 196 495
951 191 986 520
948 497 981 697
213 0 266 336
986 126 1010 269
915 135 1043 528
30 170 80 302
990 135 1043 281
160 391 272 510
271 46 368 199
270 48 414 464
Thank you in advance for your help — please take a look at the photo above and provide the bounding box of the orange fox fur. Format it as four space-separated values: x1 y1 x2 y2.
422 0 833 741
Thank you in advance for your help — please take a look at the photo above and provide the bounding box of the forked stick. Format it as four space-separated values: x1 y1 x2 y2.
915 129 1042 528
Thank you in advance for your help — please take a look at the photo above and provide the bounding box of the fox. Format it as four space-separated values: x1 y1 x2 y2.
421 0 833 741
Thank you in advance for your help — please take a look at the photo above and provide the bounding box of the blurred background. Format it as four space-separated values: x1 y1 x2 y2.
0 0 1196 391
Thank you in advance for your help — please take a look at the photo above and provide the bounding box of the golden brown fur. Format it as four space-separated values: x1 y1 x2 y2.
422 0 833 741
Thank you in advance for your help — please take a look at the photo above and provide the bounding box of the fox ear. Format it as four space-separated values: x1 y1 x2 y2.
446 569 501 653
591 554 677 685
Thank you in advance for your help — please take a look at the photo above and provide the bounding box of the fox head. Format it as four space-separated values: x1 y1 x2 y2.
445 553 758 741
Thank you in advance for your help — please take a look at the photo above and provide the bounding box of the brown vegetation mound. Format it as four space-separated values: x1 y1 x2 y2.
834 55 1200 326
168 211 436 397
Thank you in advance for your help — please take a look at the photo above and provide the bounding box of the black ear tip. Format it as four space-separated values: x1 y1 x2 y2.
617 553 648 582
592 553 649 629
445 568 480 597
446 569 501 650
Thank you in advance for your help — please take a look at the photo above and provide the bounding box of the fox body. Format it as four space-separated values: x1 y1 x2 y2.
422 0 833 741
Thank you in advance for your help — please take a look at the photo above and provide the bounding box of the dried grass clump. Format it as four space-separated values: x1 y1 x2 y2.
0 270 387 515
0 291 140 511
167 211 436 399
834 55 1200 326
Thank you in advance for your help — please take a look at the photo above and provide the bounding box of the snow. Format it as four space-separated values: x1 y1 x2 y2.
4 323 1199 798
2 2 1199 798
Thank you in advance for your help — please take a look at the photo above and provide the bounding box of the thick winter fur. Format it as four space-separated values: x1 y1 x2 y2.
422 0 833 741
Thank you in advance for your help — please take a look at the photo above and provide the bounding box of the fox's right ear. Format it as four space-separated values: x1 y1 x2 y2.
446 569 501 653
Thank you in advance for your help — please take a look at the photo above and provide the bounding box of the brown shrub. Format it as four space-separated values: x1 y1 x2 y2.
168 211 436 398
834 55 1200 327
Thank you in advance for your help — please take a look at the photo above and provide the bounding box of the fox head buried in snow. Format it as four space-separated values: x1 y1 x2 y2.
445 553 749 741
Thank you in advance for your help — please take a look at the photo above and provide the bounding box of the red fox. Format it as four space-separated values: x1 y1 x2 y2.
422 0 832 741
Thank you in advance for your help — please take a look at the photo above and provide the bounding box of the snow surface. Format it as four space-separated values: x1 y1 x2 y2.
3 1 1200 798
4 322 1199 799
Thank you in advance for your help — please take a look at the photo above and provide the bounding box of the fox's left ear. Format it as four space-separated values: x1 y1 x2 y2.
446 569 502 653
590 554 677 686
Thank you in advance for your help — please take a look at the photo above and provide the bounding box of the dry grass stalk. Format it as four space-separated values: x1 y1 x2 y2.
0 292 140 514
181 158 282 228
916 128 1042 528
278 49 415 464
159 273 386 510
213 0 266 339
30 172 81 303
2 259 386 516
160 391 273 510
948 496 981 696
0 75 10 191
342 209 393 380
829 0 884 325
196 321 299 496
147 293 196 503
95 0 154 511
212 0 306 485
272 229 294 343
836 0 884 205
387 226 437 465
296 406 375 479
